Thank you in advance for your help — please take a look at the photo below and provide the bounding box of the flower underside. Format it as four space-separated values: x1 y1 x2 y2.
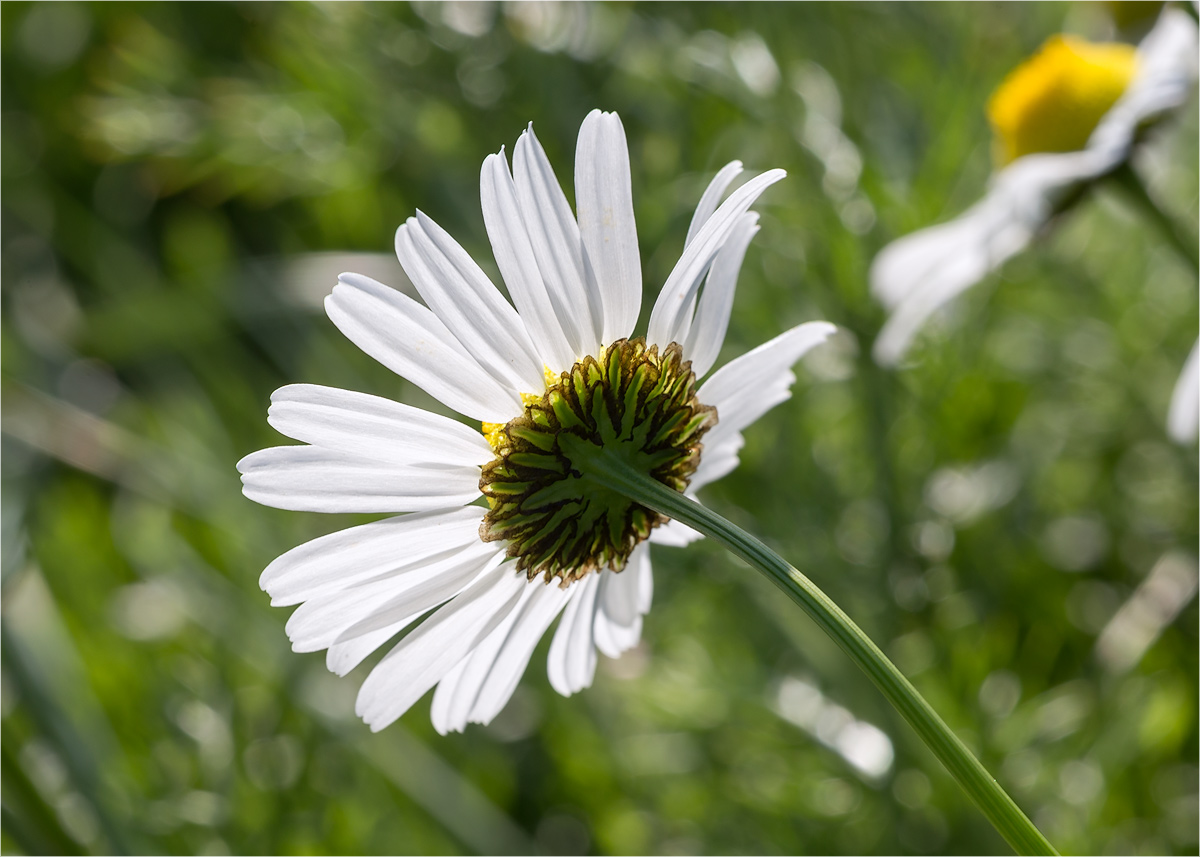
480 338 717 585
987 35 1137 164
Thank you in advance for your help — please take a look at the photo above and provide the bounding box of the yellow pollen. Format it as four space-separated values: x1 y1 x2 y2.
986 35 1137 165
481 421 507 451
482 365 565 453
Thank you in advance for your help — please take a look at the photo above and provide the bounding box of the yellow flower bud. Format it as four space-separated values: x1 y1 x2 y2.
987 35 1137 164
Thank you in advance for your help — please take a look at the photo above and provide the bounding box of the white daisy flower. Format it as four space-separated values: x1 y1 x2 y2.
870 8 1198 406
238 110 835 733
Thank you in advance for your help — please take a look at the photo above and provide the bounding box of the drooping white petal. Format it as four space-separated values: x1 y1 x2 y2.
1168 339 1199 443
396 212 545 395
236 446 482 514
593 546 650 658
869 197 1027 312
870 153 1099 365
647 169 786 349
683 212 760 378
356 562 527 732
429 657 470 736
649 516 704 548
593 609 641 661
326 544 504 643
1088 9 1199 163
513 123 603 358
467 580 572 726
266 384 494 470
686 161 744 247
260 506 485 607
700 321 836 450
286 540 501 653
431 571 541 735
326 624 405 677
325 273 521 422
481 150 577 373
546 572 602 696
691 432 745 490
327 555 504 677
575 109 641 345
637 555 653 614
600 555 643 627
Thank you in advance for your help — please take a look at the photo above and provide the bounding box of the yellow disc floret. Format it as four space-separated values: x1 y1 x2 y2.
483 365 566 454
482 421 509 452
987 35 1137 165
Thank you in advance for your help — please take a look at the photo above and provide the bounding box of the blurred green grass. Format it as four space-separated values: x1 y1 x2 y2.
1 2 1196 855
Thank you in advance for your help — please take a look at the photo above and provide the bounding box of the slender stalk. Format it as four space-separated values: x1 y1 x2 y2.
572 447 1057 856
1110 162 1200 276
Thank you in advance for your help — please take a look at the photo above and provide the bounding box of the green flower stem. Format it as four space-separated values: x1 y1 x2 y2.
1110 162 1200 276
573 447 1057 857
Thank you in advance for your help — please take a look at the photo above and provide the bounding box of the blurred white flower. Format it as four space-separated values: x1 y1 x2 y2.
870 9 1198 422
238 110 834 733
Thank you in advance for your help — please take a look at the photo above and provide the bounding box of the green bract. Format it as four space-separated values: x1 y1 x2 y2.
480 338 716 584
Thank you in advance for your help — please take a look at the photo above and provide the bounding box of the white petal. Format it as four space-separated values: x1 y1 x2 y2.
325 272 521 422
874 147 1111 315
355 562 526 731
637 552 654 613
1168 340 1199 443
600 557 642 627
650 516 704 548
870 203 1018 312
513 123 603 358
546 573 601 696
237 446 482 514
683 212 760 378
592 546 651 658
691 433 745 490
266 384 493 469
575 109 641 345
286 540 500 654
326 624 406 677
686 161 743 247
396 213 545 395
1089 9 1198 161
468 580 572 725
670 163 749 347
260 506 485 607
593 610 642 661
332 548 504 644
432 570 540 734
481 150 577 373
429 657 470 736
647 169 786 349
869 159 1087 365
700 321 836 450
327 555 505 677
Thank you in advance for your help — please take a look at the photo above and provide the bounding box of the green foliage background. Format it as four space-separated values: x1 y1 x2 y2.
1 2 1196 854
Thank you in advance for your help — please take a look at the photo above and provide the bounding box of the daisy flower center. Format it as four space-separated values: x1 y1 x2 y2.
478 337 716 586
987 35 1137 165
